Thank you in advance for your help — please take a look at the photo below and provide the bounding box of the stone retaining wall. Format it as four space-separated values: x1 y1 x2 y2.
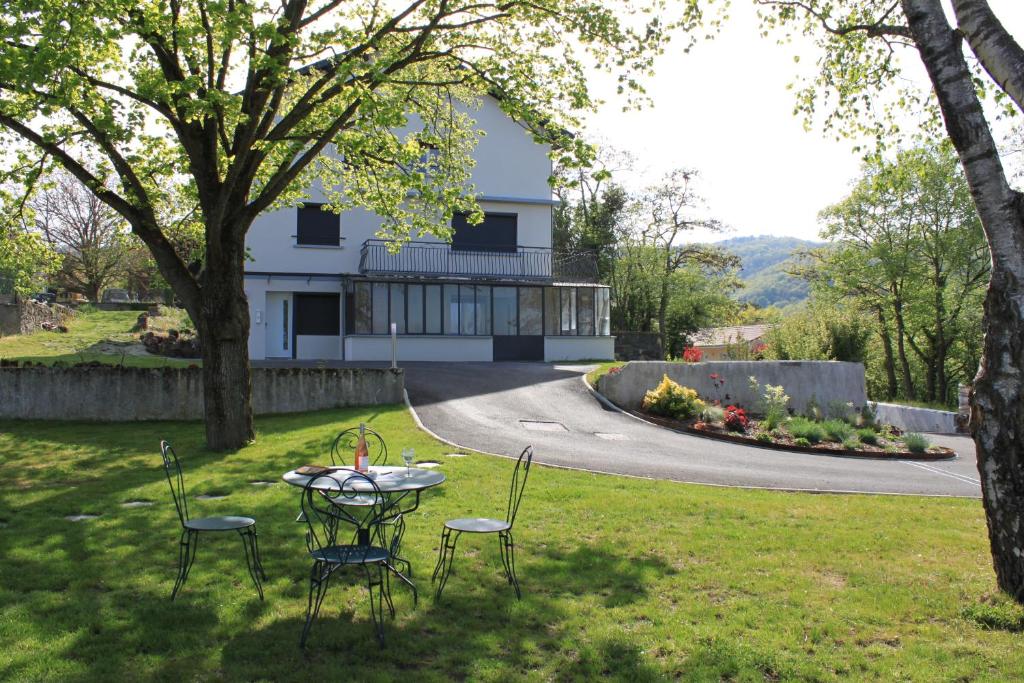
0 300 75 337
599 360 868 414
0 366 404 421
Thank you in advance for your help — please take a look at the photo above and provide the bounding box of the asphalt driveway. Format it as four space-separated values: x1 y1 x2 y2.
402 362 981 497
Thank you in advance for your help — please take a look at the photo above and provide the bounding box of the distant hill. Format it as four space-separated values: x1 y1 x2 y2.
713 235 823 308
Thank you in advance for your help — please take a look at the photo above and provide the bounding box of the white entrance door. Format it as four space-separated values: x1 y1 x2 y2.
265 292 292 358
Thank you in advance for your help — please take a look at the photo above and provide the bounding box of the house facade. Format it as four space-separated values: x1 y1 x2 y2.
243 96 613 362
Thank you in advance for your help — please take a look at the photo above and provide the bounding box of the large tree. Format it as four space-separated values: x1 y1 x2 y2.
0 0 680 449
749 0 1024 600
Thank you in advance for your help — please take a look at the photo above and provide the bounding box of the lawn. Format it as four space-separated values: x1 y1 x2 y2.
1 406 1022 681
0 308 194 368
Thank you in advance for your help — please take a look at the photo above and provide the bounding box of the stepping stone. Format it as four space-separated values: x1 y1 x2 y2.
195 494 229 501
445 452 470 458
121 500 154 508
249 481 276 487
65 514 100 522
416 462 442 468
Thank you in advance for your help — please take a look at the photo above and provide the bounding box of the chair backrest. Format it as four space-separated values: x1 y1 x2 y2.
329 426 388 467
301 471 387 555
159 440 190 527
506 445 534 528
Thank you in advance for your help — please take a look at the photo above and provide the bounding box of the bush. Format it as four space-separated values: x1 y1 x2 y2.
755 431 773 444
787 417 825 444
857 428 879 445
856 403 878 430
749 376 790 431
822 419 855 443
827 400 855 423
903 433 930 453
724 405 749 432
702 405 725 423
804 396 823 421
793 437 812 448
842 436 861 450
642 374 706 420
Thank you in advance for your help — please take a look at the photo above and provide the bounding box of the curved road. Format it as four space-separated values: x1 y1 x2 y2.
403 362 981 497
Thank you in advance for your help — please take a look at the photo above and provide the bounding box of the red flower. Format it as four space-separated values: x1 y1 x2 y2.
682 347 703 363
724 405 748 432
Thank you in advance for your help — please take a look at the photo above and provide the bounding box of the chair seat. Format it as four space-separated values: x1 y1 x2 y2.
311 545 389 565
444 517 511 533
185 516 256 531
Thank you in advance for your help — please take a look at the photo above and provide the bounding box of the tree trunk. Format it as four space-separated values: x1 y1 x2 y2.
877 308 899 399
904 0 1024 601
194 243 254 451
892 299 917 399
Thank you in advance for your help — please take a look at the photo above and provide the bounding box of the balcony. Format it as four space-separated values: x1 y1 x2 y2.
358 240 598 283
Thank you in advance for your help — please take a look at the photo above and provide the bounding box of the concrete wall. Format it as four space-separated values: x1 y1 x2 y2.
0 366 403 421
0 304 17 336
544 336 615 362
346 335 494 362
599 360 868 414
873 402 958 434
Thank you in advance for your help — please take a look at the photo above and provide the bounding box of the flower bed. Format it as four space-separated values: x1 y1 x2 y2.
636 374 956 461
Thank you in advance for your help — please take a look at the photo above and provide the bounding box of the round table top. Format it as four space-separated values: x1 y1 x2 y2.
282 464 445 493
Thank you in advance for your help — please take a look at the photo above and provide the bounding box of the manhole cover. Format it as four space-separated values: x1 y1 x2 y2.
121 500 154 508
594 432 628 441
520 420 568 432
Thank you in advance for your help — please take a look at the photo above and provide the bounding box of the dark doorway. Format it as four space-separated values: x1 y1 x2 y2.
493 335 543 361
293 293 341 357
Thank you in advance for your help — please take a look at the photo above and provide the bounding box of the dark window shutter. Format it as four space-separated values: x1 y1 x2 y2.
297 204 340 245
294 293 340 335
451 213 517 252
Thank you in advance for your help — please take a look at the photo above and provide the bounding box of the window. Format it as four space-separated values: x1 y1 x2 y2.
371 283 388 335
444 284 459 334
578 288 595 336
425 285 442 334
560 287 577 335
296 204 340 246
493 287 517 336
596 288 611 336
390 283 406 334
407 284 424 334
544 287 560 335
354 282 371 334
458 285 476 336
294 293 340 335
451 213 517 253
474 285 492 335
519 287 542 335
282 299 289 350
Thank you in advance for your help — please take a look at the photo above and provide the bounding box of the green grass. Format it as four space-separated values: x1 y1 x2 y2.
0 309 194 368
1 407 1021 680
584 361 625 389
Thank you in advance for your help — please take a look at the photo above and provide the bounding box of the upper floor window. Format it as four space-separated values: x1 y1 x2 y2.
452 212 517 253
297 204 340 246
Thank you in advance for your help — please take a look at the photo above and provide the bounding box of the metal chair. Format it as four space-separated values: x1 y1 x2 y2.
300 471 395 647
432 445 533 601
329 426 388 467
159 441 266 600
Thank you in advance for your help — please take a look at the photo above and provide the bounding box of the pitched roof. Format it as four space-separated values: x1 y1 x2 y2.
690 324 772 347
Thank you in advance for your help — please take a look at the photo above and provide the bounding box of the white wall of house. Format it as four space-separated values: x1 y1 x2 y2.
544 336 615 362
346 335 494 362
244 275 344 360
244 95 554 276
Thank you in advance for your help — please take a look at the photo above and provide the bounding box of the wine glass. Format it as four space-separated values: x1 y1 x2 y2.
401 448 414 477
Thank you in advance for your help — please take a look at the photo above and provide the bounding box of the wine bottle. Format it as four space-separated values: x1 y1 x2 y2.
354 423 369 472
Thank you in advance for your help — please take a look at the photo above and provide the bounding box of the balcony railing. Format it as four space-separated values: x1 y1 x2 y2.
358 240 598 283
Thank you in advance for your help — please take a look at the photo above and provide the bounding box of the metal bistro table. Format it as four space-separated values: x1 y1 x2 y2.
282 465 445 599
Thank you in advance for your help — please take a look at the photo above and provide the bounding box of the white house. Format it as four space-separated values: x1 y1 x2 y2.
243 96 614 362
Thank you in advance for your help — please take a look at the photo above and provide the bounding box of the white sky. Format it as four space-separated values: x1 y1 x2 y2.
583 1 1024 243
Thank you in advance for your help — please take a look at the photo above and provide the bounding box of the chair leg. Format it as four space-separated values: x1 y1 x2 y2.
385 561 418 608
433 529 461 601
364 564 386 647
497 532 513 585
431 527 450 583
239 528 265 600
171 528 195 600
252 527 268 580
503 531 521 600
382 562 396 619
300 561 332 648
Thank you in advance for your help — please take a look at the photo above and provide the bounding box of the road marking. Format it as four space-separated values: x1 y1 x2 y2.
899 460 980 486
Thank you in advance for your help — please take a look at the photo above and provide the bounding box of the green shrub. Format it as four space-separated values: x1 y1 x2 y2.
642 374 706 420
749 376 790 431
857 428 879 445
842 436 861 450
793 437 811 448
822 419 855 443
804 396 823 421
787 417 825 444
856 403 878 429
827 400 855 423
702 405 725 423
903 433 930 453
755 431 773 444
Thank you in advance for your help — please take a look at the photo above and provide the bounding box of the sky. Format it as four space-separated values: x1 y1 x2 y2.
583 1 1024 244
